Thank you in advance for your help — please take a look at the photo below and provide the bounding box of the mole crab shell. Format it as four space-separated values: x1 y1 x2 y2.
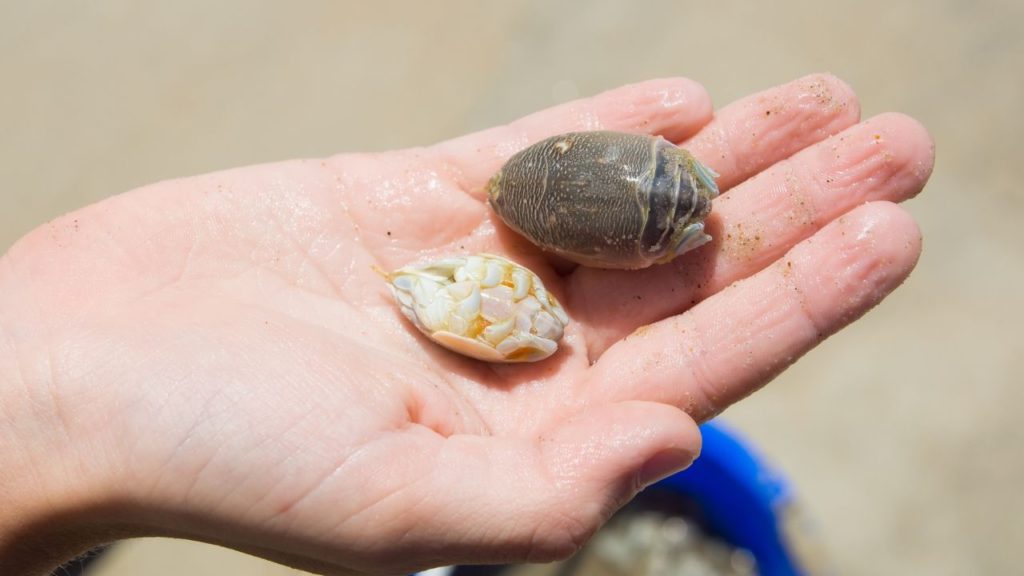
382 253 569 363
487 131 719 269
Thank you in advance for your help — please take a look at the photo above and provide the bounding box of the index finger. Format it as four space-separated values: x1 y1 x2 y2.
584 201 922 421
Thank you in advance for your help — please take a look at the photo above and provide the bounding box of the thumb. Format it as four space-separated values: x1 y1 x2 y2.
541 400 703 516
413 401 701 567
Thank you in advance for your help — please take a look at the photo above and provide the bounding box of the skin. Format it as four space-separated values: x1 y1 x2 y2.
0 73 933 575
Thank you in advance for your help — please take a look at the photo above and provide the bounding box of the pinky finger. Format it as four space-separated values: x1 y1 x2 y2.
586 201 923 421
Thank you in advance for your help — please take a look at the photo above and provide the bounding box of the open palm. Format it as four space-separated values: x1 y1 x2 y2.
0 74 932 575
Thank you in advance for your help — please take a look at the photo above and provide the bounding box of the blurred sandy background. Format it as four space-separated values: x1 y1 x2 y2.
2 1 1021 574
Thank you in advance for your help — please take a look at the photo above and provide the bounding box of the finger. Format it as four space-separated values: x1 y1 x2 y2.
335 402 700 570
571 112 935 356
433 77 713 195
684 72 861 191
585 202 922 421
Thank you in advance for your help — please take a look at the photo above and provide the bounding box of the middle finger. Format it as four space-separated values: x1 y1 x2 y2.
571 112 934 357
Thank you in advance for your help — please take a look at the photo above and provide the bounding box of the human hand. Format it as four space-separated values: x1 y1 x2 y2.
0 74 932 575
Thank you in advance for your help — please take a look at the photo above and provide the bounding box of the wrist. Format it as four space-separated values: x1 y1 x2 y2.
0 260 124 575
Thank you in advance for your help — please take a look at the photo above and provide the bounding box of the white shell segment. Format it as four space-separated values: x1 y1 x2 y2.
384 254 568 362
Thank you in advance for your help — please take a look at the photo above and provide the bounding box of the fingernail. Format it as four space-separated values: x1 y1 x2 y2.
639 448 695 488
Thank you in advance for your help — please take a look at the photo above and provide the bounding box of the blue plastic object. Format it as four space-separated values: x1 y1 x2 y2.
654 419 808 575
419 419 815 576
